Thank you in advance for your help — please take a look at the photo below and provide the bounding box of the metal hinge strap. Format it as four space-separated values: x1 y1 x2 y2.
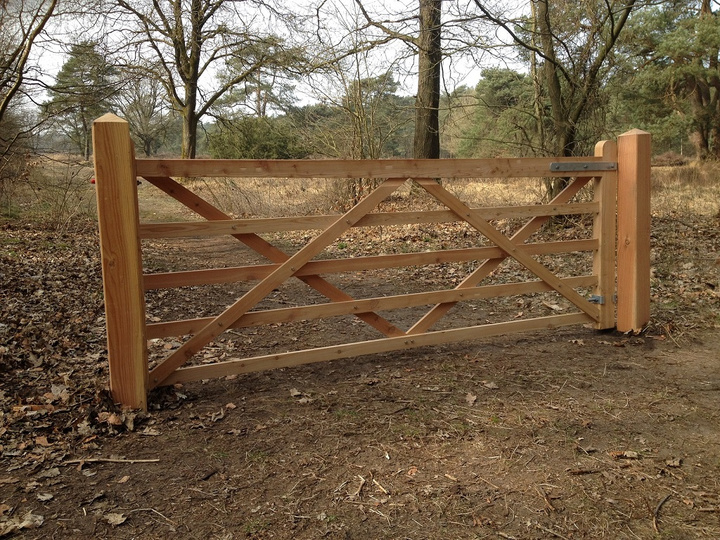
550 162 617 172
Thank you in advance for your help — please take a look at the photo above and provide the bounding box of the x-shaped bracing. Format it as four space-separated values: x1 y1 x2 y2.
145 174 599 387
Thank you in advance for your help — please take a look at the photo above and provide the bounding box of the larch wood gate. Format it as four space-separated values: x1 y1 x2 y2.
92 114 650 411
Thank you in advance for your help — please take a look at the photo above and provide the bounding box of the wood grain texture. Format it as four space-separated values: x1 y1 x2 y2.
148 178 406 387
145 275 597 339
160 313 593 385
407 176 595 334
92 114 148 410
142 239 598 290
142 175 403 337
135 157 613 180
617 130 652 332
137 203 598 239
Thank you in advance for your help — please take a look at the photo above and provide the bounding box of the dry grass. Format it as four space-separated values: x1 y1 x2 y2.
137 165 720 222
652 164 720 217
3 154 96 229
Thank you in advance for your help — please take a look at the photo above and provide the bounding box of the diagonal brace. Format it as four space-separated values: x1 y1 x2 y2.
414 179 600 322
148 178 405 387
408 177 592 334
143 176 404 339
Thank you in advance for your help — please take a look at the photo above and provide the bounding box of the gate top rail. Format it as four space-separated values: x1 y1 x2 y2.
135 157 617 180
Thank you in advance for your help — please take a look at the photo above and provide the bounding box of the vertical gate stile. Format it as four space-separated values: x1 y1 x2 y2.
92 114 148 410
593 139 618 329
616 129 652 333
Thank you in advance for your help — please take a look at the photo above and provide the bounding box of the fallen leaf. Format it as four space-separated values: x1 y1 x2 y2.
609 450 640 460
542 301 563 312
37 468 60 479
105 512 127 526
37 493 53 502
123 413 136 431
35 436 51 447
465 393 477 406
107 413 124 426
666 457 682 468
0 511 44 536
117 476 130 484
0 477 20 485
289 388 302 397
24 481 40 492
483 381 499 390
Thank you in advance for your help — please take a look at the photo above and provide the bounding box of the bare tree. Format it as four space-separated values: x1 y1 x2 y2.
1 0 58 209
349 0 441 159
114 71 173 156
312 0 487 160
0 0 57 124
111 0 304 159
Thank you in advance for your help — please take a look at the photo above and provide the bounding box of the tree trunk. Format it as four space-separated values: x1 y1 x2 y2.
536 0 572 199
413 0 441 160
82 115 91 161
182 87 198 159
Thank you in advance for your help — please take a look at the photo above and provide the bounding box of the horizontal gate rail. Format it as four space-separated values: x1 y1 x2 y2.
135 157 617 179
92 113 651 410
146 276 598 339
137 203 599 239
143 239 598 290
163 313 593 386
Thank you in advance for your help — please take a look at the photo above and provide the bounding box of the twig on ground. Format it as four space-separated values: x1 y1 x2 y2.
476 475 501 490
62 458 160 465
127 507 176 526
373 478 389 495
348 475 366 499
653 493 672 533
535 522 570 540
535 485 556 512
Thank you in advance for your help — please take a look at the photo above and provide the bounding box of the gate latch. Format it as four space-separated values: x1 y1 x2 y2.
588 295 605 305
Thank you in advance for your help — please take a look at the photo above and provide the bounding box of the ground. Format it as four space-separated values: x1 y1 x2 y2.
1 176 719 539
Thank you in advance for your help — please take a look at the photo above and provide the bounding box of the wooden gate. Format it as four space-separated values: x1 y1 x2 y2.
92 114 650 410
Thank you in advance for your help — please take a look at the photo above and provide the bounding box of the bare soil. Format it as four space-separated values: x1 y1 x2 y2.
1 197 719 539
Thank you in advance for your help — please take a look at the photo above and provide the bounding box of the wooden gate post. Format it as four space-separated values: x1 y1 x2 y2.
92 114 148 410
617 129 652 333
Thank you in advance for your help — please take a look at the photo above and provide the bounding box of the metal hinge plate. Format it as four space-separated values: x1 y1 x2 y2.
588 295 605 305
550 162 617 172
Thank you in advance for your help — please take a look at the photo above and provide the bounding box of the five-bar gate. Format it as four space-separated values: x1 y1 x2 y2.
92 114 650 410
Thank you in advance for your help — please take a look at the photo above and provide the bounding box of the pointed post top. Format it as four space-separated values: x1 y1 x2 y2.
619 128 650 137
94 113 127 124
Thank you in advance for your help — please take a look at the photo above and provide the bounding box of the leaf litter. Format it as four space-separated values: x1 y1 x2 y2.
1 208 719 538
